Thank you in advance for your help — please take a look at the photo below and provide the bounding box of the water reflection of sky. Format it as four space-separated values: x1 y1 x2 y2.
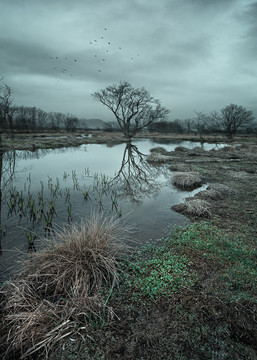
14 140 228 188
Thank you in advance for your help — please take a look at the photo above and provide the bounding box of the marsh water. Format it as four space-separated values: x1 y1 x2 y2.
0 139 226 281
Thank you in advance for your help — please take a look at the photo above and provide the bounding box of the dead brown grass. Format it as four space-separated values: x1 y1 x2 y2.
0 214 129 359
196 183 236 200
172 199 212 218
172 171 203 190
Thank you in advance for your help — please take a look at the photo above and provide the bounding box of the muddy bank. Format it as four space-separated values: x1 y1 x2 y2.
1 130 256 151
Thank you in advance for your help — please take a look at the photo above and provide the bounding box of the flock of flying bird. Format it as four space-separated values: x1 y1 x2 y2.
49 27 140 77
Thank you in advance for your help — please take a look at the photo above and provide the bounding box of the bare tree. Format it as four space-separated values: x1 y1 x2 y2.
36 109 48 129
92 81 170 139
211 104 255 138
0 81 14 147
64 113 79 131
184 118 194 134
193 111 210 139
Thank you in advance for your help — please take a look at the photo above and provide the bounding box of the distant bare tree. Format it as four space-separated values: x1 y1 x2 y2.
193 111 210 139
0 81 14 147
211 104 255 138
92 81 170 139
0 83 14 130
36 109 48 129
184 118 194 134
64 114 79 131
148 120 183 133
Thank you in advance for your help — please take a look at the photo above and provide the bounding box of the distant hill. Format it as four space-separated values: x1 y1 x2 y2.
79 118 109 129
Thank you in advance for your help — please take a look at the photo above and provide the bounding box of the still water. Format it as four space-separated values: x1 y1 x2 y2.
0 139 224 281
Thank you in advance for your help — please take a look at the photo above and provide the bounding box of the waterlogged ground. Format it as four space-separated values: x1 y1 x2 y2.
0 138 225 281
1 133 257 359
50 140 257 360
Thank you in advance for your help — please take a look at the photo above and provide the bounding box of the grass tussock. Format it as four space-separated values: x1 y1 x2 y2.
0 214 129 359
174 146 189 152
169 163 189 172
196 183 236 200
172 171 203 190
146 152 174 163
173 199 212 218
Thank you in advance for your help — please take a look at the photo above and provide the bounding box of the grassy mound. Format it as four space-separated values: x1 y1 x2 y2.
0 215 129 359
172 171 203 190
172 199 212 218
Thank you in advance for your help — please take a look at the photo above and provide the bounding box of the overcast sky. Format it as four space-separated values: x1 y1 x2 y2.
1 0 256 122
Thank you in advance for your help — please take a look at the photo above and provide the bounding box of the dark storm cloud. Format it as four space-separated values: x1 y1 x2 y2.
237 1 257 56
0 37 52 76
0 0 256 120
153 35 212 68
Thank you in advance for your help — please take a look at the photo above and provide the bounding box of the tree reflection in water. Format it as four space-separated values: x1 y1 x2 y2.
0 143 169 268
111 142 166 204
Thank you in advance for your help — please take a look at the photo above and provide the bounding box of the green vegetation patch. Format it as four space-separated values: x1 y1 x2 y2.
170 222 257 299
121 222 256 302
122 241 196 300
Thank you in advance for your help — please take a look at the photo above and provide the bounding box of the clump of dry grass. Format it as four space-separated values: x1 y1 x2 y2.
172 199 211 218
207 183 236 195
172 171 203 190
146 152 174 163
0 214 129 359
195 183 235 201
149 147 167 154
186 199 211 217
169 163 190 172
174 146 189 152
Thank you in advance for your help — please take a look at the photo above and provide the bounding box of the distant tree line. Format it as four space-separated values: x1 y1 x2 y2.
0 104 79 132
147 105 256 139
1 78 256 139
0 80 79 132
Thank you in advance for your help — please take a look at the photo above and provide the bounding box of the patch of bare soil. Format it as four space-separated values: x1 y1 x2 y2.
48 289 257 360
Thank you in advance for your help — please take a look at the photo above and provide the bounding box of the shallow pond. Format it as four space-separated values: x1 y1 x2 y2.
0 139 227 281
